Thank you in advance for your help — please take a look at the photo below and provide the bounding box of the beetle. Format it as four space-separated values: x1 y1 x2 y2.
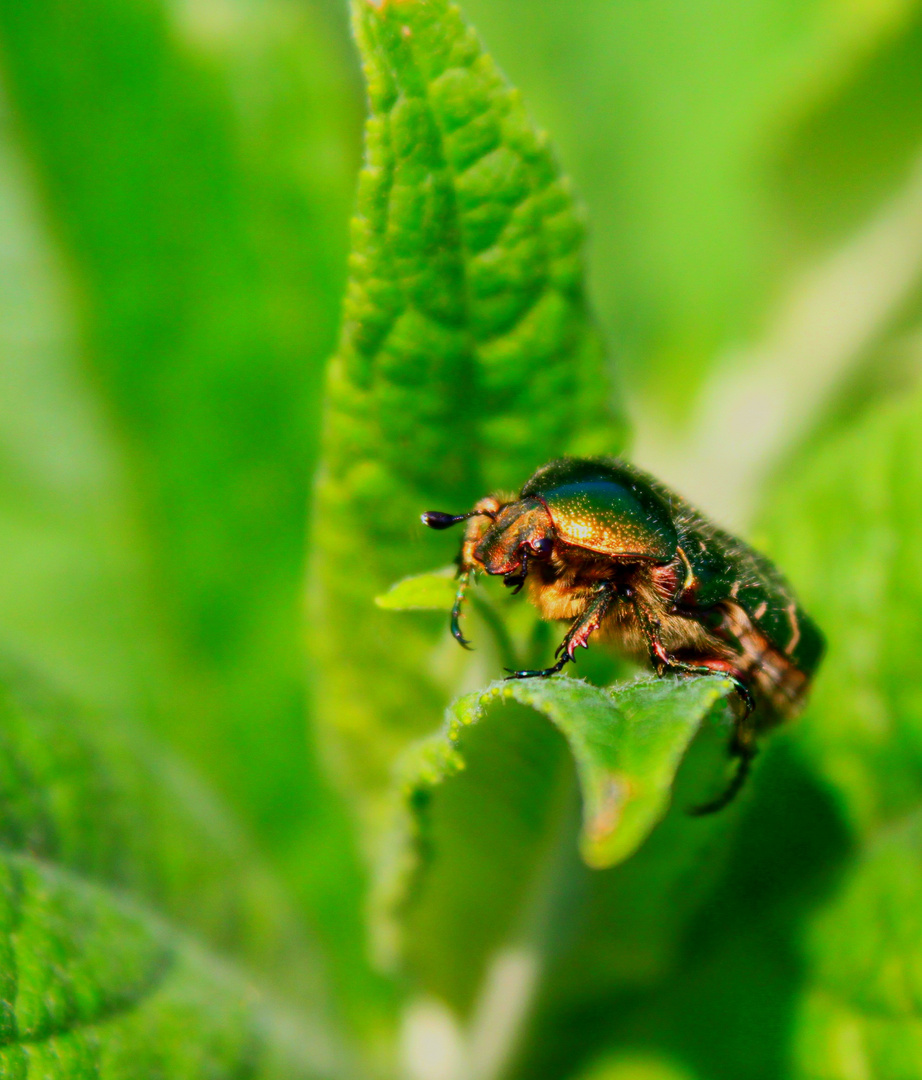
422 456 824 813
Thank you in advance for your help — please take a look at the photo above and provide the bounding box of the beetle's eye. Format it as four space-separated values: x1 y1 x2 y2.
531 536 553 557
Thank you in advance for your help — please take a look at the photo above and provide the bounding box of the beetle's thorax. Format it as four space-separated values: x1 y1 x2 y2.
467 497 554 576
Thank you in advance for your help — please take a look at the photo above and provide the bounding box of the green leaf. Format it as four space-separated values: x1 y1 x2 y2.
773 6 922 250
462 0 904 418
375 675 735 1015
375 571 457 612
0 0 379 1034
466 677 737 870
0 654 342 1077
575 1051 699 1080
313 0 625 836
0 855 326 1080
0 0 358 872
756 384 922 1078
790 816 922 1078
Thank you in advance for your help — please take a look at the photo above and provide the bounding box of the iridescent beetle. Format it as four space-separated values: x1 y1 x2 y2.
422 457 824 813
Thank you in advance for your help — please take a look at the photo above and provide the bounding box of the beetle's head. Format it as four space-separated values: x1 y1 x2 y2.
421 495 556 647
470 498 555 577
421 496 555 576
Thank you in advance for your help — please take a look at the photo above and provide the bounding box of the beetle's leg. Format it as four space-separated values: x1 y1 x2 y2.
450 567 473 649
632 593 758 813
506 583 617 679
633 596 755 716
424 498 503 651
689 725 757 816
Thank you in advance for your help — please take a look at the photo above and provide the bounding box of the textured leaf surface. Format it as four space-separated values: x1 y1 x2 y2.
0 655 341 1078
376 675 735 1013
461 0 900 415
0 855 324 1080
312 0 625 830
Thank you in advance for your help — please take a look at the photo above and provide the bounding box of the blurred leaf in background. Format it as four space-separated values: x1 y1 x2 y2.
1 0 922 1076
462 0 919 418
0 0 357 862
760 386 922 1079
0 0 386 1040
0 654 342 1077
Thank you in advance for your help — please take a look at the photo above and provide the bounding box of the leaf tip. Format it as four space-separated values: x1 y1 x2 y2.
581 770 633 869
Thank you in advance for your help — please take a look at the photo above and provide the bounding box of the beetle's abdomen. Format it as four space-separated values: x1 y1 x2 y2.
716 602 813 723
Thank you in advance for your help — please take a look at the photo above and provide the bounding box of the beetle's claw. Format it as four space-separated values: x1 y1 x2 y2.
451 623 473 650
728 676 755 718
504 653 572 680
450 609 472 649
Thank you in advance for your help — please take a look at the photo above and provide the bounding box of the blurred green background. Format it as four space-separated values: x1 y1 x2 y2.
1 0 922 1077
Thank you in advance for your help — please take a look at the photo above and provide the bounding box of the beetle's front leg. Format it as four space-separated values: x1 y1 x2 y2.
450 568 473 648
505 582 618 679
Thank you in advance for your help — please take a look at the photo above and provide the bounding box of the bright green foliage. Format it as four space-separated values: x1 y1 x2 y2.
374 675 735 1015
759 388 922 1079
0 0 358 869
1 0 922 1076
0 655 340 1078
375 571 457 612
774 5 922 251
462 0 911 413
0 0 377 1041
313 0 625 827
576 1054 698 1080
0 856 321 1080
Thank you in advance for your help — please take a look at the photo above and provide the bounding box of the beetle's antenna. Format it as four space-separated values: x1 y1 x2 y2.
421 509 495 530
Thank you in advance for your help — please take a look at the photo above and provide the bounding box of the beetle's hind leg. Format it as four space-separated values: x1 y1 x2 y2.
633 597 755 715
689 724 757 816
632 594 758 813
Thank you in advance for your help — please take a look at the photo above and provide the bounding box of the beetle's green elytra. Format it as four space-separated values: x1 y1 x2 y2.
422 456 824 813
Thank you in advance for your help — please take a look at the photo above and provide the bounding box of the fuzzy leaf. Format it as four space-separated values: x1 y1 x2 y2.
0 655 342 1077
312 0 625 831
0 854 327 1080
457 677 736 869
375 675 735 1014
